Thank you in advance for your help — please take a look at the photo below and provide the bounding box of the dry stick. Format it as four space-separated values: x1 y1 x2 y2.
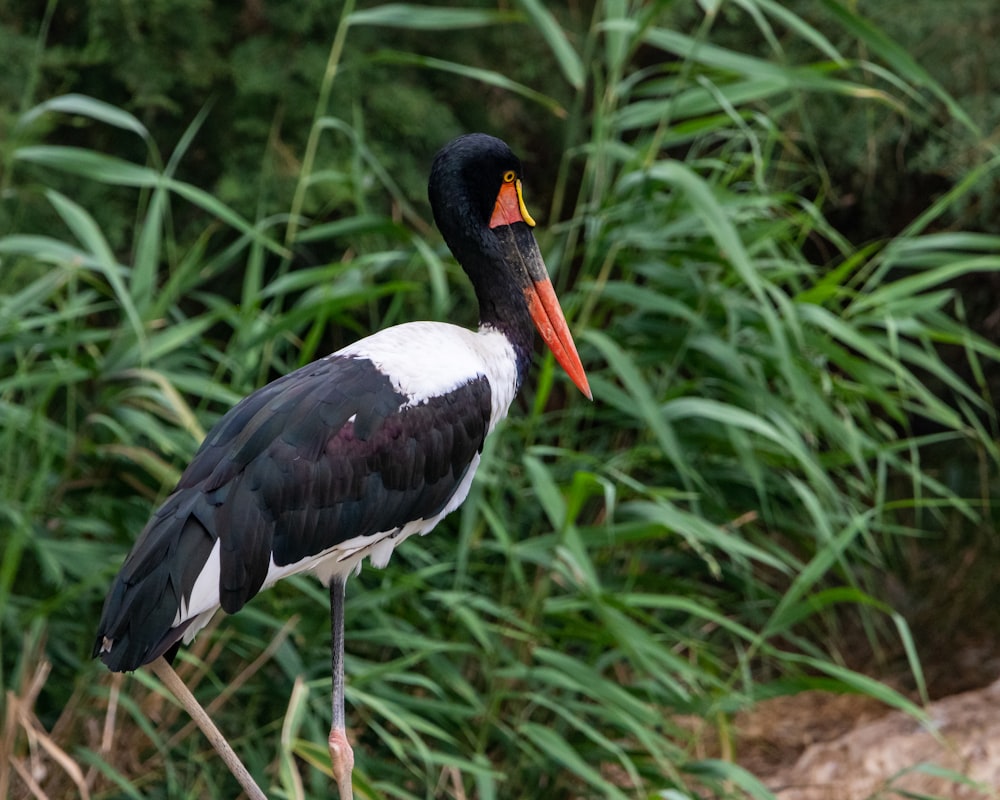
6 660 92 800
17 702 91 800
9 758 46 798
167 617 298 750
150 657 268 800
86 672 122 791
1 690 19 800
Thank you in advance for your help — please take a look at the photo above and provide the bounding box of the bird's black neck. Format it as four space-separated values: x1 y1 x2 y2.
458 242 536 392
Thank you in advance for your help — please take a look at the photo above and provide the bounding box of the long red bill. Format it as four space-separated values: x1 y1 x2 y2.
525 277 592 400
490 174 591 400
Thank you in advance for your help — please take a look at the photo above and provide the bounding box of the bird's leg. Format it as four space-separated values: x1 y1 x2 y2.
150 657 268 800
328 574 355 800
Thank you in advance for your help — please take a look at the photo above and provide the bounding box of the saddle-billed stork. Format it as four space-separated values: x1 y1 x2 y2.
94 133 591 798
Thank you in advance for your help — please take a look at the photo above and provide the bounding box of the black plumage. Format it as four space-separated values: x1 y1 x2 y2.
95 355 492 671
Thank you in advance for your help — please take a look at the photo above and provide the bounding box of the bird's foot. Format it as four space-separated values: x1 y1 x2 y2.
328 726 355 800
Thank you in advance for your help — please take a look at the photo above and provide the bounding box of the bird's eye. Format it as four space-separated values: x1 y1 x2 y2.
502 170 516 183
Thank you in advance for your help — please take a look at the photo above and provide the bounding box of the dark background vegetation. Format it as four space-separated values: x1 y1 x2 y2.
2 1 999 798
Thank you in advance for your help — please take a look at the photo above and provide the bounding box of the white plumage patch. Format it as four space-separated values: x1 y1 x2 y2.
340 321 519 431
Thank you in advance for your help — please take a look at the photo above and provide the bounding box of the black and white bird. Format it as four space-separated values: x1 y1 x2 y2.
94 133 591 798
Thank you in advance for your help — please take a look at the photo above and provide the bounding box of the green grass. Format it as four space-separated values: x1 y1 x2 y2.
2 1 1000 798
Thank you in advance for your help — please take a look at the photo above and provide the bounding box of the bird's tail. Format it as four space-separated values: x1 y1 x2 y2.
94 498 217 672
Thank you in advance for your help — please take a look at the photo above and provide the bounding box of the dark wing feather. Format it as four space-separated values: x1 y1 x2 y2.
95 355 493 671
94 492 218 670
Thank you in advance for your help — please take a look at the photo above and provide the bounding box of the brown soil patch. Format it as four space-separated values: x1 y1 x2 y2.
738 681 1000 799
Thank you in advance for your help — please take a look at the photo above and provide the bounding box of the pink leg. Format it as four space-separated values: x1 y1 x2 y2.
328 725 355 800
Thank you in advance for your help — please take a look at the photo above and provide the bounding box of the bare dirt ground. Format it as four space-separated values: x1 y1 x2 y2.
737 682 1000 799
727 568 1000 800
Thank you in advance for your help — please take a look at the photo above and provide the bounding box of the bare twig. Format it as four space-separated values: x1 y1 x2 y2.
149 657 268 800
84 671 123 791
167 616 298 750
5 659 92 800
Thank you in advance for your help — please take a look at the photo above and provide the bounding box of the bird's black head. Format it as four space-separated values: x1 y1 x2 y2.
428 133 531 264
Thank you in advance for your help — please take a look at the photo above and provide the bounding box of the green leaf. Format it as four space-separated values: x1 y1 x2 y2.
44 190 146 351
815 0 980 134
518 722 629 800
369 51 567 117
349 3 519 29
16 145 160 186
517 0 585 89
18 93 150 139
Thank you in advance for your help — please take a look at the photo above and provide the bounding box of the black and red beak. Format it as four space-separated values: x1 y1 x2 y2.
489 178 592 400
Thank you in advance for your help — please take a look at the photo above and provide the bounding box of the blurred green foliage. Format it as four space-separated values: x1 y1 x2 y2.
2 1 1000 799
0 0 564 250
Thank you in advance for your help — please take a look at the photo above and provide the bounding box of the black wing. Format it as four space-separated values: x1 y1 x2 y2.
94 354 492 671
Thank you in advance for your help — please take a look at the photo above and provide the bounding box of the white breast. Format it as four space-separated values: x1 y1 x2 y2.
340 321 520 431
